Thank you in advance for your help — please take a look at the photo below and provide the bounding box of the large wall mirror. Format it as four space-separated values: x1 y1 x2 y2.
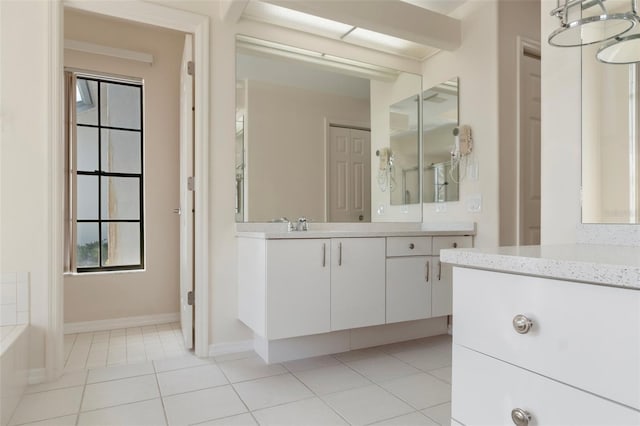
235 36 422 223
422 78 459 203
582 35 640 223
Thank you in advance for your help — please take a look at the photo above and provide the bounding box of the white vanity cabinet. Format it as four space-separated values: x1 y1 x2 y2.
431 236 472 317
451 266 640 425
331 238 386 330
266 239 331 340
385 237 432 323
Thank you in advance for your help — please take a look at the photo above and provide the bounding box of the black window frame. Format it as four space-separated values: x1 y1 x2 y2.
74 74 145 273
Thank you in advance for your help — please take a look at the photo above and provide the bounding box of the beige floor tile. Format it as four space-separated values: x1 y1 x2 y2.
371 411 439 425
158 364 228 396
346 354 420 383
78 398 166 426
218 357 286 383
422 403 451 426
233 373 313 411
195 413 257 426
293 364 371 395
379 373 451 410
322 384 413 426
163 386 247 426
10 386 83 426
87 361 154 384
81 374 159 411
252 397 348 426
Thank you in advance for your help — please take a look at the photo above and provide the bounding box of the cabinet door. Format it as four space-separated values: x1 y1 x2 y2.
432 236 473 317
331 238 386 330
386 256 431 323
266 239 330 340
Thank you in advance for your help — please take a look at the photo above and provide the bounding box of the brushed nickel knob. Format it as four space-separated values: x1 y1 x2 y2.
409 243 415 249
513 314 533 334
511 408 532 426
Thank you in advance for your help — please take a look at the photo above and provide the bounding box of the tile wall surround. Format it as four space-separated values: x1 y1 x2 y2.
0 273 30 326
577 224 640 247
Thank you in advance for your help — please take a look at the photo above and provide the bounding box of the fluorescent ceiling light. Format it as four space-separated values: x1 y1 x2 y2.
243 1 353 39
344 27 436 59
241 1 440 60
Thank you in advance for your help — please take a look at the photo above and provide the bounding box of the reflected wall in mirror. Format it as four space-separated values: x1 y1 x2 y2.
389 95 420 206
582 31 640 223
235 36 422 223
422 78 459 203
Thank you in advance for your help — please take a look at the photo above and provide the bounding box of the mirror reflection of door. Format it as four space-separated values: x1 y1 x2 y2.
328 125 371 222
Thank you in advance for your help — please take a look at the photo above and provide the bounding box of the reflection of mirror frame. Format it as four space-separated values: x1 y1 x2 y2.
422 77 460 204
389 94 421 206
581 43 640 224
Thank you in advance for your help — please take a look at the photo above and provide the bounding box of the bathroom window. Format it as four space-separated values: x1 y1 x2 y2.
66 72 144 272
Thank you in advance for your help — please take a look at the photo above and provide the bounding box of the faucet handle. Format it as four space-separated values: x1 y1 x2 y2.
296 217 308 231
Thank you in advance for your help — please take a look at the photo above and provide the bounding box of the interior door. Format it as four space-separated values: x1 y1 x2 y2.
519 49 541 245
328 126 371 222
179 34 194 349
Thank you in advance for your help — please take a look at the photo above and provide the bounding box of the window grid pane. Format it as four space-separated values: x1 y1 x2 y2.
75 76 144 272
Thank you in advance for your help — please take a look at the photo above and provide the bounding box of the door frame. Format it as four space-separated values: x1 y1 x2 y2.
47 0 210 380
515 36 541 246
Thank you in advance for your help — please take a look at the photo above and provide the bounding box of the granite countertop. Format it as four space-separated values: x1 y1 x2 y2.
441 244 640 289
236 222 476 239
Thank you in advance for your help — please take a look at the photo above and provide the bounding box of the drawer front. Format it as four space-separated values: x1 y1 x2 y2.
432 236 472 254
386 256 431 323
386 236 432 256
453 267 640 410
452 345 640 426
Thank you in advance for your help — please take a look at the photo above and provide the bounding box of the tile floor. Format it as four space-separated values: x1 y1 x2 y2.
64 323 187 370
11 334 452 426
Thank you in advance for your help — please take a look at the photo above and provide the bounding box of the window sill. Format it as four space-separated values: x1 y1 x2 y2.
64 268 146 277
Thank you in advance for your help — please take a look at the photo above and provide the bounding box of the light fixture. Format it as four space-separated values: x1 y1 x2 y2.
597 33 640 63
548 0 640 63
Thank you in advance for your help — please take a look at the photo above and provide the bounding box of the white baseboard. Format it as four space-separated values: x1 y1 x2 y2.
208 339 254 357
64 313 179 334
28 368 46 385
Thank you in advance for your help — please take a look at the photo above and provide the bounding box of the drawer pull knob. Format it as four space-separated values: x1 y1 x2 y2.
512 315 533 334
511 408 532 426
409 243 415 249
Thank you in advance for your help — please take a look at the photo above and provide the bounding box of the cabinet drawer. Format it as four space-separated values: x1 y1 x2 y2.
386 236 432 256
386 256 431 323
452 345 640 426
453 267 640 410
432 236 472 254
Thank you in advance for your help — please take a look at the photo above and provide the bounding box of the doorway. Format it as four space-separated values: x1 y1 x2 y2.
517 39 542 245
50 1 210 379
327 124 372 222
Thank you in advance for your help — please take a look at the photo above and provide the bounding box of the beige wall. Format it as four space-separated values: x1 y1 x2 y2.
421 0 500 248
244 80 370 222
63 10 183 322
497 0 540 245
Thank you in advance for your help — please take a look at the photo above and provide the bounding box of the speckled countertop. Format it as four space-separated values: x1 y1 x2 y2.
441 244 640 289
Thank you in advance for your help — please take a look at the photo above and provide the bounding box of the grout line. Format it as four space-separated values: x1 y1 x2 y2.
217 361 258 425
153 365 170 426
74 368 89 426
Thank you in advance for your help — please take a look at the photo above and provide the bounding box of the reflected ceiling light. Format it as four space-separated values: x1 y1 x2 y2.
548 0 640 63
596 33 640 63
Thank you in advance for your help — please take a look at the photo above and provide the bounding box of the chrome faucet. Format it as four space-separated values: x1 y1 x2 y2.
296 217 308 231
